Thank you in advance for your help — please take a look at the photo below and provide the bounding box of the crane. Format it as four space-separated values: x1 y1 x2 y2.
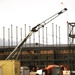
5 8 67 60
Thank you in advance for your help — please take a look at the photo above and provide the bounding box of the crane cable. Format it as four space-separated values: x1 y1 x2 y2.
31 8 67 32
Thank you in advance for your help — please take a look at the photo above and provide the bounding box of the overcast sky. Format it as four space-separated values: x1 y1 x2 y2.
0 0 75 45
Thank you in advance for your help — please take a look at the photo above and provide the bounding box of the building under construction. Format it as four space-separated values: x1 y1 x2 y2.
0 22 75 71
0 8 75 73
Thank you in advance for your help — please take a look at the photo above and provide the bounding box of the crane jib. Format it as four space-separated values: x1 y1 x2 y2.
5 8 67 60
32 8 67 32
58 8 67 15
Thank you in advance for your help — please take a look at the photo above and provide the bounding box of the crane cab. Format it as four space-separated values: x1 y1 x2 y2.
45 65 60 75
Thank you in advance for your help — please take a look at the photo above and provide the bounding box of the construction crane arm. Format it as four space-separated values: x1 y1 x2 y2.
5 8 67 60
31 8 67 32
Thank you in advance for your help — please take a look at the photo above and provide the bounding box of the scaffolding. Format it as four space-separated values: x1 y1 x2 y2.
68 22 75 70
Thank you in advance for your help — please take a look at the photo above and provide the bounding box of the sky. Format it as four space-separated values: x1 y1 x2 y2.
0 0 75 46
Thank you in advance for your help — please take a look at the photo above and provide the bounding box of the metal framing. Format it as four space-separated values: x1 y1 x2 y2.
0 23 75 70
68 22 75 70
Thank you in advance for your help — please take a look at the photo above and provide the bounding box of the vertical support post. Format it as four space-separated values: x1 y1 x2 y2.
46 27 48 45
59 26 60 45
52 23 55 64
33 30 35 47
25 24 26 47
52 23 54 45
11 25 13 46
67 22 69 44
20 28 22 41
38 27 40 47
56 25 57 45
16 26 18 46
8 28 10 47
20 27 22 64
42 26 44 46
29 26 31 47
3 27 5 47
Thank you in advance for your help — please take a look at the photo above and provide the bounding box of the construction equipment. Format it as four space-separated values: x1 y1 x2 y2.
45 65 60 75
35 65 70 75
5 8 67 60
45 64 71 75
0 8 67 75
0 60 20 75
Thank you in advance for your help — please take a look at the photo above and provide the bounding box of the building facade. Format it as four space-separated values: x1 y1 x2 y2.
0 44 75 71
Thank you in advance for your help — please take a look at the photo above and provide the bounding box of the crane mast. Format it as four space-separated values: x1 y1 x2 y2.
5 8 67 60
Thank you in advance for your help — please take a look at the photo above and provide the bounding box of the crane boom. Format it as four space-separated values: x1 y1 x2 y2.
5 8 67 60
